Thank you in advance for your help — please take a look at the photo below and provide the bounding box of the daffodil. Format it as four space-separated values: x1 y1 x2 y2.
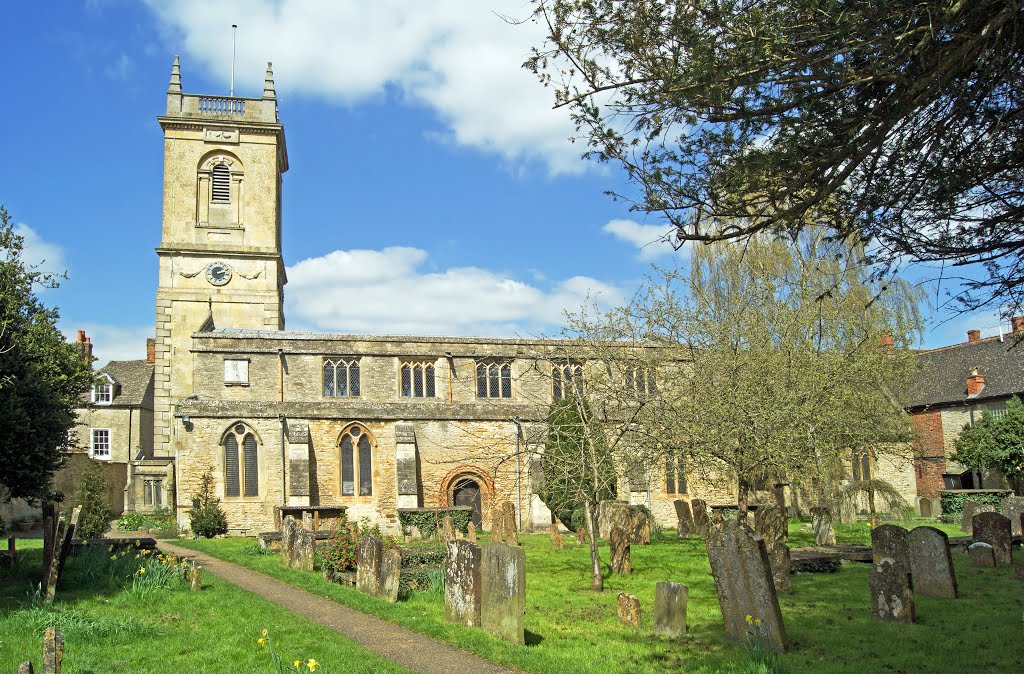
754 618 762 626
261 628 268 637
293 661 301 669
138 567 145 574
257 637 266 646
306 659 319 671
745 614 753 624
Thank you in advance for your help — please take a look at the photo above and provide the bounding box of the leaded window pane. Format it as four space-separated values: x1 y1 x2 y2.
552 367 562 399
243 433 259 497
477 364 487 397
338 363 349 397
665 457 675 494
414 366 424 397
349 361 360 397
225 435 240 497
341 436 354 496
402 365 412 397
358 435 372 496
323 361 335 397
425 365 436 397
500 364 512 398
488 367 499 397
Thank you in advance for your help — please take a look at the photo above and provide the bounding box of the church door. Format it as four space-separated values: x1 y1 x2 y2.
452 478 482 527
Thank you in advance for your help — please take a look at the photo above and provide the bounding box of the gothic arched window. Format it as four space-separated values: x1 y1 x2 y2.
224 423 259 497
340 424 373 497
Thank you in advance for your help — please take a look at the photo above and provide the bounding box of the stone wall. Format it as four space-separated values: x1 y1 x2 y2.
53 454 128 516
74 405 150 464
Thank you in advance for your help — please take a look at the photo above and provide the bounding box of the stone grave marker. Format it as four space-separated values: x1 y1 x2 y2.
356 535 383 596
706 520 787 652
466 522 478 544
870 558 915 623
481 542 526 645
653 582 687 637
293 527 315 571
491 507 504 543
767 542 791 594
444 540 481 627
907 526 957 599
43 515 68 604
1014 565 1024 582
810 507 836 546
973 511 1012 565
53 507 80 586
610 526 632 574
673 500 693 539
441 515 457 543
549 523 563 549
1000 496 1024 537
967 542 995 567
43 626 62 674
598 500 629 539
691 499 710 536
617 592 641 627
380 549 402 602
280 516 297 566
754 505 788 544
871 524 910 577
961 500 995 533
576 528 587 545
620 507 652 545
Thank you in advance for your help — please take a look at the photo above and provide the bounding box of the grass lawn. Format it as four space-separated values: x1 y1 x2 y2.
176 519 1023 674
0 541 412 673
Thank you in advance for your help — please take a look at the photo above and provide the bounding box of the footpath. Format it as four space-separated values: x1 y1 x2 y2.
159 542 520 674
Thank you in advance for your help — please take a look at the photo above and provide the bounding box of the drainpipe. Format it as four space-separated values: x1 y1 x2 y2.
279 414 287 507
278 348 284 402
512 417 523 531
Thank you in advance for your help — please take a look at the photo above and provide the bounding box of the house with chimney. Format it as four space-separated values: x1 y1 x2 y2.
906 318 1024 503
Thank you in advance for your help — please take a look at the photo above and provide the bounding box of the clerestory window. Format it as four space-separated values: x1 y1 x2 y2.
324 358 361 397
476 361 512 399
401 361 436 398
552 362 584 400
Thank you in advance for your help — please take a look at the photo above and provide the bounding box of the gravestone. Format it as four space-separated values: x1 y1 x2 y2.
280 516 298 566
380 549 402 602
870 558 915 623
444 540 482 627
810 507 836 546
481 542 526 645
43 518 67 605
691 499 710 536
549 523 563 549
356 535 383 596
491 507 504 543
653 581 687 637
576 528 587 545
673 500 693 539
1000 496 1024 537
612 506 651 545
494 501 518 545
617 592 641 627
706 520 787 652
973 511 1012 565
598 500 629 539
767 542 791 594
1014 565 1024 581
967 542 996 567
754 505 788 544
441 515 457 543
961 500 995 533
53 507 80 586
907 526 957 599
293 528 315 571
466 522 478 544
610 526 632 574
871 524 910 578
44 626 63 674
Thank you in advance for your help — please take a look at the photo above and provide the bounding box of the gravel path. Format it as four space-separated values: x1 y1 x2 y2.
159 542 520 674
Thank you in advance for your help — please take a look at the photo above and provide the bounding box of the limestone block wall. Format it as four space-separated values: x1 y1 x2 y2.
73 406 148 464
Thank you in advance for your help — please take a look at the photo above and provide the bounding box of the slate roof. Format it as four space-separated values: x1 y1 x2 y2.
906 335 1024 409
92 360 154 407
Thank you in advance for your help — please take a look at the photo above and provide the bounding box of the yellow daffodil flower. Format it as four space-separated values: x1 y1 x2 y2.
306 659 319 671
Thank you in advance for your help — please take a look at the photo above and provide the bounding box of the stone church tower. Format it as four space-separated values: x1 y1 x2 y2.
152 57 288 458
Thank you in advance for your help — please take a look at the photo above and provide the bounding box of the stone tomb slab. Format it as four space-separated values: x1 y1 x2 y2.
972 512 1012 566
706 520 787 652
481 542 526 645
907 526 957 599
444 540 481 627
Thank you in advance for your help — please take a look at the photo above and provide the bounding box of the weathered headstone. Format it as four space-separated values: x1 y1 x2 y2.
653 582 687 637
973 511 1012 566
610 526 631 574
617 592 641 627
54 507 80 586
691 499 710 536
598 500 629 539
280 516 298 566
576 528 587 545
961 500 995 533
754 505 788 544
481 542 526 645
492 501 518 545
810 507 836 546
356 535 383 596
1014 565 1024 581
43 517 67 605
466 522 478 544
43 626 63 674
767 542 791 594
967 542 996 567
549 523 563 549
380 549 402 602
1001 496 1024 537
673 499 693 539
444 540 481 627
441 515 457 543
705 520 787 652
871 524 910 578
17 662 33 674
907 526 957 599
292 528 315 571
491 508 504 543
870 558 915 623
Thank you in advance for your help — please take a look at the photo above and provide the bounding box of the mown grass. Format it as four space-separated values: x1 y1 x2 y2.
0 542 411 673
176 520 1023 674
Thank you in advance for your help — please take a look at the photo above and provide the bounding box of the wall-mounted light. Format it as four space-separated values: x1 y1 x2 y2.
182 414 191 425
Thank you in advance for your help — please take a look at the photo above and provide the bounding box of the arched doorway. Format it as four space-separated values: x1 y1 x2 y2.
452 477 482 527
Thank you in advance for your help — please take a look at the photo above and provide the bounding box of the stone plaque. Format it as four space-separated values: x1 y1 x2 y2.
356 535 383 596
617 592 641 627
907 526 957 599
870 557 915 623
706 520 787 652
481 542 526 645
444 540 481 627
972 511 1012 565
203 127 239 143
653 582 687 637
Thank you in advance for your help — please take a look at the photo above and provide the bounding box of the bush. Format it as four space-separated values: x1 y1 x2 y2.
0 516 6 537
938 490 1013 523
117 512 152 531
318 525 359 581
189 471 228 538
396 507 473 537
73 461 112 539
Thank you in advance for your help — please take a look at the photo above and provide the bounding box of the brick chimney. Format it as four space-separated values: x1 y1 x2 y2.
76 330 93 363
146 338 156 364
967 368 985 396
1012 316 1024 334
879 333 894 353
967 329 981 343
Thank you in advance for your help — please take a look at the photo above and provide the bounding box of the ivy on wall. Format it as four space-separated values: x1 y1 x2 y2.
397 507 473 537
938 490 1013 522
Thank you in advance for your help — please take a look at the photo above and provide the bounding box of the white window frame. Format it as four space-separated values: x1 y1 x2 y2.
224 358 250 386
91 374 114 405
90 428 111 460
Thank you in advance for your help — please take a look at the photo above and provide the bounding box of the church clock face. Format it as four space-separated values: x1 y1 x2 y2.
205 261 232 286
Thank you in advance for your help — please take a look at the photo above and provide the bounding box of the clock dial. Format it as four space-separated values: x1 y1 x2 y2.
205 262 232 286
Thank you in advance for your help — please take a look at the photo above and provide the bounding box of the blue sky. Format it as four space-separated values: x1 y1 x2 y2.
0 1 1005 364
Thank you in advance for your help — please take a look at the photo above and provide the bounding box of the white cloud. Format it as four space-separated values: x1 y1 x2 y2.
15 224 67 280
145 1 583 174
61 323 154 365
602 219 681 260
286 246 624 336
105 52 134 79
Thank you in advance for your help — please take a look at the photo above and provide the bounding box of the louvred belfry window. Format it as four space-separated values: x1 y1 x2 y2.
211 164 231 203
224 423 258 498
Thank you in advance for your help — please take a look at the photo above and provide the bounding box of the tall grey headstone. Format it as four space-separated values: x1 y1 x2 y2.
280 515 297 566
810 507 836 546
653 582 687 637
961 500 995 533
481 542 526 645
357 535 383 596
973 511 1012 566
907 526 957 599
871 524 910 577
673 499 693 539
380 548 402 603
767 542 791 594
870 558 915 623
706 520 787 652
444 540 481 627
1000 496 1024 537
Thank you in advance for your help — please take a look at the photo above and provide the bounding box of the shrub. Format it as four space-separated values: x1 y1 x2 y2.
318 526 359 581
938 490 1012 522
189 471 228 538
73 461 112 539
396 507 472 537
0 516 6 537
117 512 152 531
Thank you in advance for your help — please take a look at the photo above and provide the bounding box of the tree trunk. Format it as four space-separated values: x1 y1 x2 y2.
737 476 751 525
867 482 878 528
583 500 603 592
